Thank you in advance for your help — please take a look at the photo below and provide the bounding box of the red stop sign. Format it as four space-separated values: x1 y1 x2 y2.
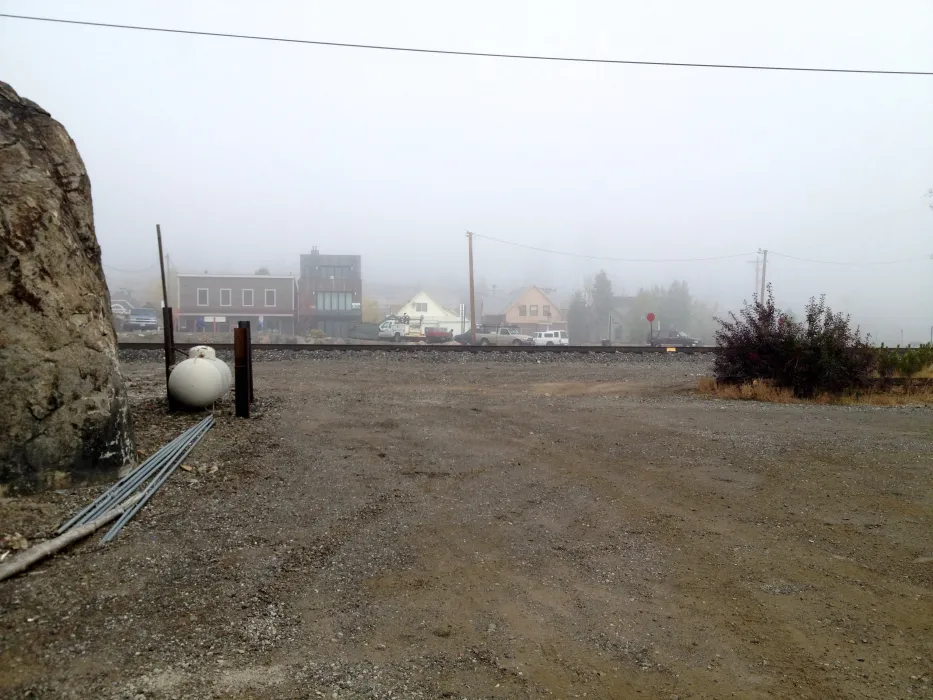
646 313 656 322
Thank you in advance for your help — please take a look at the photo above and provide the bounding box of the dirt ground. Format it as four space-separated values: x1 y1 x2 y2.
1 354 931 699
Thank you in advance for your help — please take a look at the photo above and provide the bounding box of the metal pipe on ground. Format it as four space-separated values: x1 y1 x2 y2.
80 417 214 529
55 420 205 534
0 493 145 582
101 415 215 543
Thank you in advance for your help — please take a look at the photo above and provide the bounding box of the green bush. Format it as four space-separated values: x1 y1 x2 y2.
714 290 875 397
877 343 933 379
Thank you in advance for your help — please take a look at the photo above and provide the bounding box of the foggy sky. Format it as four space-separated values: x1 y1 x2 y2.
2 0 932 342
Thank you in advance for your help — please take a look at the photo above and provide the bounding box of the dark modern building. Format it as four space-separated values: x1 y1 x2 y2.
298 248 362 337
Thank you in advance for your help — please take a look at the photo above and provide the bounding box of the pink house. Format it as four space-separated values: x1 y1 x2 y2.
480 286 565 334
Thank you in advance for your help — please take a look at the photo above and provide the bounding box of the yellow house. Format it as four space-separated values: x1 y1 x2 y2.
480 286 565 333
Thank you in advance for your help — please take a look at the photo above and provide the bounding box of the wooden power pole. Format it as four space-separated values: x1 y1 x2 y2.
467 231 477 343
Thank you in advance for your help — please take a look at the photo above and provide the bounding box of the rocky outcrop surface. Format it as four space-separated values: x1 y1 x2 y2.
0 81 133 493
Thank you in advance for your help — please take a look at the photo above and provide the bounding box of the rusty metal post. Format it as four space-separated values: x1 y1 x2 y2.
238 320 254 403
234 327 250 418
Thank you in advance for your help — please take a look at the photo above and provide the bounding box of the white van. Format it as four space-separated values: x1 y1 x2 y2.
533 330 569 346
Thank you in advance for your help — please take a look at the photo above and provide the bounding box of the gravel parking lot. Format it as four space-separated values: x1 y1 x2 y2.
1 352 931 699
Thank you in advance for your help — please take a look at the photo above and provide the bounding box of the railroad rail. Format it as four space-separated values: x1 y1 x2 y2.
119 342 717 354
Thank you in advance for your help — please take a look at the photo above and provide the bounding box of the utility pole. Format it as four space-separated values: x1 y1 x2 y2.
467 231 477 343
759 249 768 301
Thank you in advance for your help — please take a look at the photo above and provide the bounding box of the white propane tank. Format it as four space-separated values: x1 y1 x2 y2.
187 345 232 394
168 357 224 408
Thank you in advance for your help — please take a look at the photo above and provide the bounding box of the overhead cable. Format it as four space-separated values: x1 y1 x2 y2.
472 233 755 262
2 13 932 76
768 251 927 266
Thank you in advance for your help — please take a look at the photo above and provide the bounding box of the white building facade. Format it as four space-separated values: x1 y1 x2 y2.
394 290 467 334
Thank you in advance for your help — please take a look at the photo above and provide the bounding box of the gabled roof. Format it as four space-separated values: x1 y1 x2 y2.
482 286 560 316
400 290 459 317
481 288 525 316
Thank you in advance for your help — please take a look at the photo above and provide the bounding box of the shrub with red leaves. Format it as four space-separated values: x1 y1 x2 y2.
714 287 875 397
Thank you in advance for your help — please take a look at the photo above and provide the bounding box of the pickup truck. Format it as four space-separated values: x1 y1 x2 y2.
465 327 534 346
650 330 702 347
125 307 159 331
378 318 424 342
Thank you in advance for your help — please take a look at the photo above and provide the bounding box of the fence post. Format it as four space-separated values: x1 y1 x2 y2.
238 320 254 403
162 306 178 411
234 327 250 418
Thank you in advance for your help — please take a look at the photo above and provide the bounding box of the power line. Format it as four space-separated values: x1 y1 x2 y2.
768 251 926 266
3 13 932 76
472 233 755 262
104 262 160 274
472 235 927 266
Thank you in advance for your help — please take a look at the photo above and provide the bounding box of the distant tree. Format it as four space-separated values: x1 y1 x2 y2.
140 277 164 308
621 281 715 342
567 291 592 343
591 270 614 338
255 266 271 275
361 297 381 323
658 280 692 331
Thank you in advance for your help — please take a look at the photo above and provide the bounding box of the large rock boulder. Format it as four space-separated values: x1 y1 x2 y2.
0 81 134 493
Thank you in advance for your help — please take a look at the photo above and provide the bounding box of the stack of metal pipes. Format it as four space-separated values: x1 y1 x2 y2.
57 415 215 543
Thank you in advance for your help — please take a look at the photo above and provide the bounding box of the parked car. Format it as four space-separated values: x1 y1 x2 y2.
454 330 474 345
650 330 701 347
124 307 159 331
424 327 453 343
533 330 570 346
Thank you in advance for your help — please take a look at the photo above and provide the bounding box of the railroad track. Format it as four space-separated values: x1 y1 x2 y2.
118 342 717 354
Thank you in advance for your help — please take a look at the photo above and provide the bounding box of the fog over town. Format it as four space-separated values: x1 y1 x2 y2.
3 0 931 343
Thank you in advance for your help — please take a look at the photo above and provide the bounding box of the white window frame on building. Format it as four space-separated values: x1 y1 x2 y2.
264 289 276 307
518 305 527 317
316 291 354 311
220 288 232 307
197 288 209 306
530 304 539 316
415 302 428 312
242 289 254 307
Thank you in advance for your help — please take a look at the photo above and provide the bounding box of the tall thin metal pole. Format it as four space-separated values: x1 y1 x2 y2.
467 231 477 344
156 224 168 308
156 225 177 411
759 249 768 301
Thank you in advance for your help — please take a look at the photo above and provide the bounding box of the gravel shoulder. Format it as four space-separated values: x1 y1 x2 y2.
1 353 931 699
